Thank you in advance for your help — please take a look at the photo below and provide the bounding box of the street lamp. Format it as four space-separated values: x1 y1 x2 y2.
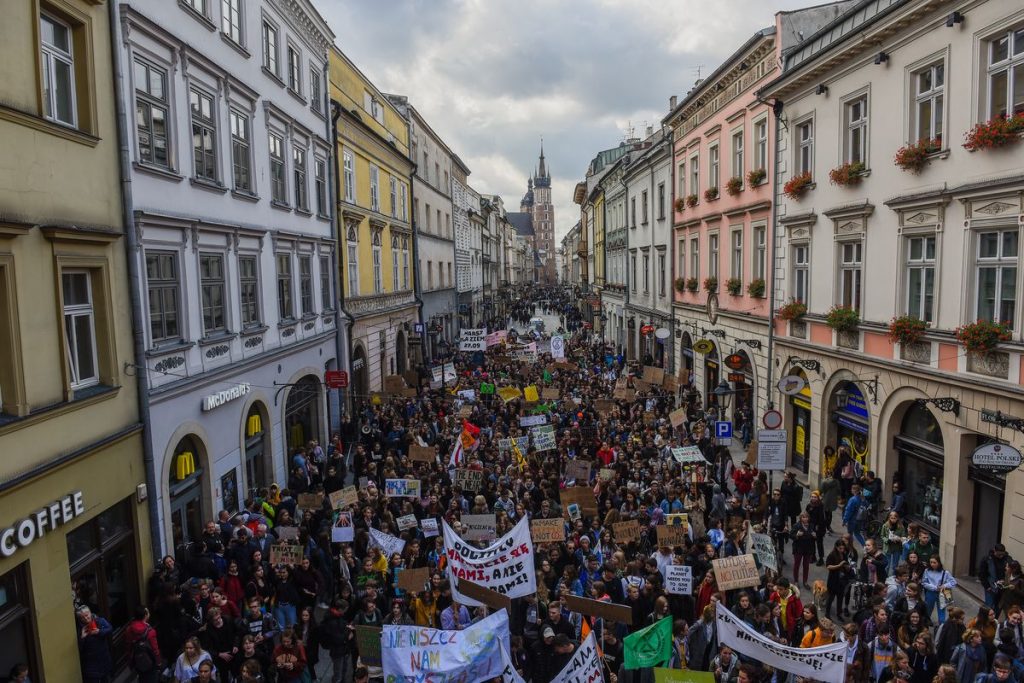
713 379 733 411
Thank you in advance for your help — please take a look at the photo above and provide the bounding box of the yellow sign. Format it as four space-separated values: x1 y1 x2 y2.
524 385 539 402
497 386 522 403
795 425 806 456
692 339 715 355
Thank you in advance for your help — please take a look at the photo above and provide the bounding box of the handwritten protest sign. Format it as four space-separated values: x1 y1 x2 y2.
542 387 560 400
672 446 707 464
595 399 616 414
530 518 566 543
657 524 688 547
276 526 299 542
270 544 302 566
329 486 359 510
532 427 556 451
397 567 430 593
369 528 406 558
355 625 382 666
665 565 693 595
408 444 437 463
712 554 760 590
396 513 418 531
560 487 598 518
442 517 536 606
613 520 641 543
643 366 666 386
420 518 439 538
669 408 687 427
565 460 592 482
461 514 497 541
384 478 421 498
383 374 406 395
381 610 510 682
331 511 354 542
454 468 483 492
297 493 323 510
748 531 779 572
550 632 602 683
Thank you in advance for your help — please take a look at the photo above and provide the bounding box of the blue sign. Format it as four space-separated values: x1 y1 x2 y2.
839 383 869 419
414 322 425 334
715 421 733 439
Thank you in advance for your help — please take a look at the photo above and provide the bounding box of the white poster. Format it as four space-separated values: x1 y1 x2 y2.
462 513 497 541
665 565 693 595
550 335 565 359
716 604 847 683
748 531 778 572
550 631 603 683
420 517 439 538
369 527 406 559
671 445 707 464
443 363 458 384
459 328 487 351
519 414 548 427
383 609 512 683
443 516 537 606
396 514 418 531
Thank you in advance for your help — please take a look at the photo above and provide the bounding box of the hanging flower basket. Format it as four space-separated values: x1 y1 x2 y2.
686 194 699 208
725 177 743 197
894 138 942 174
704 187 719 202
747 278 765 298
674 197 686 212
685 277 699 292
783 172 813 200
725 277 743 295
887 315 928 345
828 162 866 187
702 276 718 293
955 319 1012 354
747 168 767 187
777 299 806 321
963 113 1024 151
825 305 860 332
674 277 687 293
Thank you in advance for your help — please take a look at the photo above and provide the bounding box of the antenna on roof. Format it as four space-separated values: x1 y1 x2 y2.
693 65 705 81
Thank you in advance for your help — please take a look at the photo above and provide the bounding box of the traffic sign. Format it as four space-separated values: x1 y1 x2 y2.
325 370 348 389
762 409 783 430
414 322 425 334
715 421 733 445
757 429 787 470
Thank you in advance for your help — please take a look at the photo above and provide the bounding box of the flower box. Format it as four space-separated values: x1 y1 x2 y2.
686 194 699 208
783 172 813 200
704 187 719 202
674 197 686 212
894 138 942 174
887 315 928 345
828 162 866 187
725 177 743 197
963 113 1024 151
777 299 807 321
674 277 687 293
900 341 931 364
954 319 1012 354
825 305 859 332
685 277 699 293
747 278 765 298
967 350 1010 379
702 276 718 293
726 277 743 295
746 168 766 187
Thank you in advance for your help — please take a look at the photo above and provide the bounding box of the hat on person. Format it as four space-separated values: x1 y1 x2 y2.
553 634 571 647
542 626 555 639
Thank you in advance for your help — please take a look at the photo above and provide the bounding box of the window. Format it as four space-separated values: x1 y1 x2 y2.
262 21 278 75
976 230 1018 323
986 28 1024 119
299 255 312 315
319 255 332 310
641 191 648 224
310 67 322 113
314 157 327 216
343 150 354 202
839 242 863 312
293 146 307 210
732 130 744 179
708 234 719 279
447 262 452 288
62 271 98 388
845 96 868 165
731 230 743 279
145 252 180 343
369 165 380 212
198 254 226 335
287 46 300 93
678 239 686 280
0 566 41 679
238 255 260 328
754 118 768 172
184 0 207 14
424 204 431 232
643 252 650 292
134 59 169 168
753 225 766 281
422 152 429 182
391 236 399 292
190 88 217 182
277 253 293 320
792 244 809 303
690 237 700 280
346 228 358 296
400 183 407 220
40 13 77 127
221 0 242 44
658 182 665 220
427 261 433 290
689 155 699 198
402 238 410 289
269 133 286 203
905 235 936 323
372 231 382 293
631 198 636 227
390 176 398 218
631 253 637 291
913 63 944 143
435 163 440 189
658 253 666 296
229 109 251 191
709 145 720 190
796 119 813 175
677 162 686 200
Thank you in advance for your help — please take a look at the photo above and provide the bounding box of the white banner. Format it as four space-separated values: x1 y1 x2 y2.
519 414 548 427
550 335 565 359
551 631 603 683
460 328 487 351
382 609 512 682
716 604 847 683
443 516 537 606
665 565 692 595
748 531 778 572
369 527 406 559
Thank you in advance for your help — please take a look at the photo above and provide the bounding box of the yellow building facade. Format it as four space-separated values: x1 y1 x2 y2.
0 0 152 679
329 48 418 400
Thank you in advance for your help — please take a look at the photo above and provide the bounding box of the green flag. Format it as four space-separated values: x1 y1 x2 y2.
543 369 553 384
480 382 496 395
624 616 673 670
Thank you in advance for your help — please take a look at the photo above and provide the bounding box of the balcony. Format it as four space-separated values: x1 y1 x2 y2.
345 289 416 317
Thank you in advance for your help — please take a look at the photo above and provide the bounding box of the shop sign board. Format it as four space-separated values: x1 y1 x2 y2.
757 429 787 470
971 442 1023 473
1 491 86 558
201 383 251 411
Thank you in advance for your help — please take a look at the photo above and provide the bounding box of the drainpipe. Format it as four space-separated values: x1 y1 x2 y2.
765 102 783 414
331 101 356 413
324 69 346 422
109 0 163 563
666 129 676 375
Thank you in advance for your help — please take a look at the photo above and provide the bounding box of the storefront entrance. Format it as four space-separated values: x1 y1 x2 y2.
830 381 870 467
680 333 693 387
704 343 719 409
284 375 323 453
0 565 36 677
787 369 812 474
168 435 206 554
244 402 269 498
969 438 1007 572
894 402 945 536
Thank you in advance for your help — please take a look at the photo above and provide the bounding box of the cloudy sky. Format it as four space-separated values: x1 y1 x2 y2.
318 0 818 242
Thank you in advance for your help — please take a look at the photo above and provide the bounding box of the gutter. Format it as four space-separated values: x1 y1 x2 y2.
324 63 346 422
330 101 355 412
765 99 782 412
109 0 163 562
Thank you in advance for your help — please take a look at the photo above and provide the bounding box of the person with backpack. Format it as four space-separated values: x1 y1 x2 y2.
844 484 869 547
124 606 162 683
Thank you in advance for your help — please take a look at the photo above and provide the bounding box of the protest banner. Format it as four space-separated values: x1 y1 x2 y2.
656 524 687 547
672 446 707 464
485 331 504 348
748 531 779 572
454 468 483 493
296 493 323 510
665 565 693 595
397 513 418 531
523 385 539 402
384 478 421 498
716 604 847 683
669 408 687 427
550 631 602 683
383 374 406 395
270 543 302 566
369 527 406 558
599 468 616 482
565 459 592 482
564 594 632 625
498 386 522 403
461 514 497 541
442 516 536 606
331 511 354 542
355 625 382 667
381 610 510 683
397 567 430 593
275 526 299 542
458 579 512 613
542 387 560 400
643 366 666 386
712 554 760 590
530 518 566 543
613 520 642 543
560 486 598 518
420 518 439 538
519 414 547 427
655 669 715 683
459 328 487 351
408 444 437 463
532 427 556 451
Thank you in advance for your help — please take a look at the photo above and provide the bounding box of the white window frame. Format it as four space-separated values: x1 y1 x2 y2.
221 0 242 45
689 153 699 198
261 19 279 76
369 165 380 212
985 27 1024 119
145 251 181 345
391 236 400 292
642 251 650 293
911 61 945 143
199 252 227 335
293 144 307 210
276 252 294 320
678 239 686 281
310 66 322 114
792 243 809 304
838 241 863 312
631 252 637 292
975 229 1019 324
314 156 327 216
905 234 936 323
269 131 286 203
189 87 218 182
389 176 398 218
40 12 77 128
752 224 766 281
238 254 260 328
709 143 720 191
372 231 383 294
343 150 355 203
287 44 301 94
319 254 332 311
346 226 358 296
298 254 313 315
658 251 666 296
731 229 743 280
708 233 719 280
796 117 814 176
753 117 768 172
677 162 686 201
400 183 407 220
229 109 251 192
844 93 869 166
62 271 99 389
690 237 700 281
731 129 744 180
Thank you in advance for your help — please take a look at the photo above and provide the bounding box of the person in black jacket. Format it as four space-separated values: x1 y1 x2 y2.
779 472 803 527
197 607 236 683
317 599 353 683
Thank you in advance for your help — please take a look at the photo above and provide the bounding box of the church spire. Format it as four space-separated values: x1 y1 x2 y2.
538 139 547 178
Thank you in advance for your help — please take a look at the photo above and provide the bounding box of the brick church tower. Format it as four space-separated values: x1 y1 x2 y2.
520 144 556 284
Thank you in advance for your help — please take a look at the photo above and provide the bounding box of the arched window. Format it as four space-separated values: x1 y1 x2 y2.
168 435 206 551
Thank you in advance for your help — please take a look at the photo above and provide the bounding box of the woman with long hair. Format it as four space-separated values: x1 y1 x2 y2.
173 637 214 683
921 555 957 624
907 634 938 683
825 539 854 619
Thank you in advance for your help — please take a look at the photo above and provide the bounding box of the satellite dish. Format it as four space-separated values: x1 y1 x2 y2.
655 327 670 340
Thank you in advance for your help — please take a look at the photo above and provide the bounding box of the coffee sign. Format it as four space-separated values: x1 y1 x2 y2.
1 491 86 558
971 442 1023 473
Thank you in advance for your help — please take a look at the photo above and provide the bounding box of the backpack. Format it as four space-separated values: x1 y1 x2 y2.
856 501 871 523
131 625 157 673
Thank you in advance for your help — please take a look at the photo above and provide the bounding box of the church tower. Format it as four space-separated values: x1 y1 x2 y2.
529 143 555 284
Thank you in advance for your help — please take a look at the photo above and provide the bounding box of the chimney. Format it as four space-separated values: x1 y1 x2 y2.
669 95 677 110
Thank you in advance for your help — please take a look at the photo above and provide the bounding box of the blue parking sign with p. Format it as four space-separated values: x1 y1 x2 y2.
715 421 733 439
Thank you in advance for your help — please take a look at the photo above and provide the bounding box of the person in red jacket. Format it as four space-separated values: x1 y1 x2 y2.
124 606 162 683
217 560 246 611
769 577 805 645
732 461 756 496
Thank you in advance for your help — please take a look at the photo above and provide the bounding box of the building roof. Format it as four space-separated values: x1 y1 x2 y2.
507 212 534 236
782 0 908 73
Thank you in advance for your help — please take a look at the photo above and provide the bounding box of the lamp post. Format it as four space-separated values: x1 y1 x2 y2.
599 313 608 343
713 379 733 413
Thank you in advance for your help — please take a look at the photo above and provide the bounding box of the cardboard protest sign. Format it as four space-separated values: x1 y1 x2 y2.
530 518 566 543
355 625 382 666
595 399 616 414
276 526 299 542
599 468 616 482
663 375 679 392
420 518 439 538
633 379 652 393
613 387 635 401
397 513 418 531
656 524 688 547
331 511 354 542
712 554 760 590
613 520 641 543
384 478 421 498
457 406 473 419
297 493 323 510
270 544 302 566
665 565 693 595
329 486 358 510
401 387 418 397
458 580 512 613
669 407 687 427
565 460 592 482
643 366 666 386
397 567 430 593
563 594 633 624
553 361 577 371
644 412 657 425
748 531 779 572
453 468 483 493
542 387 560 400
408 444 437 463
560 487 598 518
383 374 406 395
403 370 420 388
461 514 497 541
442 516 536 606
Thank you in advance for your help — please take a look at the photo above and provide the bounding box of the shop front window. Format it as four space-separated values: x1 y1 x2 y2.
0 565 38 678
896 402 944 533
284 375 322 452
169 436 205 553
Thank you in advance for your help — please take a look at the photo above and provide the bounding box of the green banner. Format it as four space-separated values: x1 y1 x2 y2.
654 669 715 683
480 382 496 395
624 616 672 670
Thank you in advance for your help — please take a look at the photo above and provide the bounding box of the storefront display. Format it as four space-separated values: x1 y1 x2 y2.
832 381 870 465
284 375 324 453
789 374 811 474
895 402 945 533
169 436 206 551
